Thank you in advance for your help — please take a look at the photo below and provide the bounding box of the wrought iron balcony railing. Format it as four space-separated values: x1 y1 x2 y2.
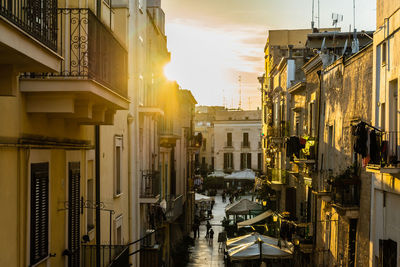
24 8 128 97
165 194 183 222
224 141 233 148
331 179 360 207
81 244 129 267
241 141 250 148
140 171 160 198
0 0 58 51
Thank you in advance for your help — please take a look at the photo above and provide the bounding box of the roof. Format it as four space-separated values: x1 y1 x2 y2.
225 199 262 215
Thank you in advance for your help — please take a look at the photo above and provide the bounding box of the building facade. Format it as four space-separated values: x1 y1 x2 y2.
0 0 197 266
368 1 400 266
213 109 262 173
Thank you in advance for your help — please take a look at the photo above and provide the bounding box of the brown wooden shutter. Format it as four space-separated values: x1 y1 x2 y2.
240 153 244 169
30 162 49 265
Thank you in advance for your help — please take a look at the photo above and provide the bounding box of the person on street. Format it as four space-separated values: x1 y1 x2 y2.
209 228 214 245
193 216 200 239
206 220 211 238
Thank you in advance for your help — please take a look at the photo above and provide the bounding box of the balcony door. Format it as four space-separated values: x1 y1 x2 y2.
68 162 81 267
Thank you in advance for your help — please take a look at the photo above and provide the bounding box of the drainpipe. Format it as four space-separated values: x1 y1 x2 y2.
95 125 101 267
313 69 323 263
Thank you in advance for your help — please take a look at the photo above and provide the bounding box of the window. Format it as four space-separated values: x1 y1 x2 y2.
240 153 252 169
115 136 123 196
30 162 49 265
202 138 207 151
382 42 387 66
226 132 232 147
242 132 249 147
211 157 215 170
308 101 316 137
223 153 233 169
115 215 123 245
257 153 262 170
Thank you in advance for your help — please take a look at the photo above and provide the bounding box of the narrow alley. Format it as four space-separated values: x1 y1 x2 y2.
188 194 226 267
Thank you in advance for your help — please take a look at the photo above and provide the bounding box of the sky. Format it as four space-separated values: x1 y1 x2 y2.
162 0 376 110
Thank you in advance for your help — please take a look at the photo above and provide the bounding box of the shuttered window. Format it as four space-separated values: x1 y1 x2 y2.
224 153 233 169
30 162 49 265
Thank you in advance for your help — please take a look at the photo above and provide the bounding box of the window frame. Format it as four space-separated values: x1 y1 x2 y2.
114 136 123 197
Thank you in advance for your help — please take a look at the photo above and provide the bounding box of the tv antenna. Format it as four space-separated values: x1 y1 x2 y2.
311 0 320 28
332 13 343 28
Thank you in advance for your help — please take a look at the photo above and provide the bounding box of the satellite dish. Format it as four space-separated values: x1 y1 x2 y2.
342 39 348 56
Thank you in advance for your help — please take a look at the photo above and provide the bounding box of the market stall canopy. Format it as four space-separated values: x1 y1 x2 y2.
227 233 293 261
208 170 227 178
237 210 273 229
225 199 262 216
227 237 293 261
225 169 256 180
195 193 212 203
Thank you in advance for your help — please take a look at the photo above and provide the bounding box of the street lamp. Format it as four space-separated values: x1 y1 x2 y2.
262 200 267 207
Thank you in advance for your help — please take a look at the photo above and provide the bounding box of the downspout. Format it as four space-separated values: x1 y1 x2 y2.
95 125 101 267
313 69 323 263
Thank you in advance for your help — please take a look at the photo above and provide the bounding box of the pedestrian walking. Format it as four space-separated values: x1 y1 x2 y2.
218 231 227 251
208 228 214 245
206 220 211 238
193 216 200 239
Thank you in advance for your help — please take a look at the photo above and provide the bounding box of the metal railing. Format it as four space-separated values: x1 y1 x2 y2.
331 179 360 207
24 8 128 97
241 141 250 148
165 194 183 222
376 131 400 167
81 244 129 267
224 141 233 148
266 167 287 184
140 171 160 198
0 0 58 51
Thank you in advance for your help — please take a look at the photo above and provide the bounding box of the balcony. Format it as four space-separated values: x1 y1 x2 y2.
159 117 180 147
266 167 287 189
331 178 360 218
241 141 250 148
224 142 234 148
165 194 183 222
268 123 288 142
81 244 129 267
289 137 317 164
20 8 129 124
140 171 160 203
366 131 400 173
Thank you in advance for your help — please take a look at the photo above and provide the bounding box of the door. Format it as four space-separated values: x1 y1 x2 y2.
68 162 80 267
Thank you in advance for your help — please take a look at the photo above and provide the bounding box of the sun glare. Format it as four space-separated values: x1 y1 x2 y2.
163 63 176 81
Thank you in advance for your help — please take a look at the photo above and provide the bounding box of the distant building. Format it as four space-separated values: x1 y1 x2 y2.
195 108 262 174
194 106 225 175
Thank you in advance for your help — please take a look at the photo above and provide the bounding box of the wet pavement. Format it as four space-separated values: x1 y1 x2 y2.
187 194 227 267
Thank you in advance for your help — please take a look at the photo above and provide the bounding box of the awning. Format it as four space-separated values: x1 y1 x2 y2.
195 193 212 203
237 210 273 229
225 169 256 180
225 199 262 216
